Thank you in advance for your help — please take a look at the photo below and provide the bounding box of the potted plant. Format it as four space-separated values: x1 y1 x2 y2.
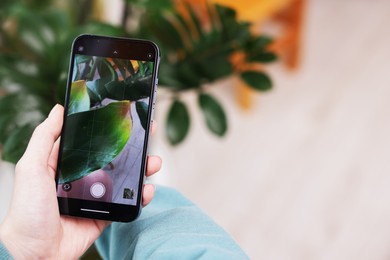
0 0 276 163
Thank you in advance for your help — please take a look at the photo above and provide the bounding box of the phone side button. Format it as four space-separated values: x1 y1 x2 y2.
151 106 155 120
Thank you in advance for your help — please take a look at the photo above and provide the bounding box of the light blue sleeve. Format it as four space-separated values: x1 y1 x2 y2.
95 186 249 259
0 240 13 260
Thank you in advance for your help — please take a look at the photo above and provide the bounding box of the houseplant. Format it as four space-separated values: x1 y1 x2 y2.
0 0 277 164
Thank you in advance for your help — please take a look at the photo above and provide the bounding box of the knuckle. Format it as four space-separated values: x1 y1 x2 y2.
33 121 45 134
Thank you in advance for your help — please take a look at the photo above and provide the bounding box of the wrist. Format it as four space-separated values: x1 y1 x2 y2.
0 230 12 260
0 223 22 259
0 222 47 260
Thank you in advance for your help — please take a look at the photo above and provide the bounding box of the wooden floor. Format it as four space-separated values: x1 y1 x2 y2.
1 0 390 259
152 0 390 259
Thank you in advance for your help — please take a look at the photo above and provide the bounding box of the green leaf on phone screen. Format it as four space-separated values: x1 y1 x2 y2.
86 78 110 103
73 55 92 81
85 58 117 103
68 80 90 115
59 101 132 184
166 100 190 145
105 75 152 101
198 93 227 136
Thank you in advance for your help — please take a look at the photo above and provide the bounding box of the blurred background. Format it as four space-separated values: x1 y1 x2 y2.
1 0 390 259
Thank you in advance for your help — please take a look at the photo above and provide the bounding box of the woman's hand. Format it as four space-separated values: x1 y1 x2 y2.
0 104 162 259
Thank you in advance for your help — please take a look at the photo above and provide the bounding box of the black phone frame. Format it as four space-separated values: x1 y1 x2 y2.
56 34 160 222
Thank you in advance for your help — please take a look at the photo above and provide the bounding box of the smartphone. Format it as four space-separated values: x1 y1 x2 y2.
55 35 160 222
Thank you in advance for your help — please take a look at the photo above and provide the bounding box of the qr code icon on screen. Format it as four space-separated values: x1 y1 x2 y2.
123 188 135 199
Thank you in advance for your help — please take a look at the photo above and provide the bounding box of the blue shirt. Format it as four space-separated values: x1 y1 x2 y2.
0 186 248 259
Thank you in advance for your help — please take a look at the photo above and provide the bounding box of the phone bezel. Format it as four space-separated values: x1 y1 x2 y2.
56 34 160 222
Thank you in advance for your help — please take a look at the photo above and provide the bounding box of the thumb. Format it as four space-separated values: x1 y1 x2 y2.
20 104 64 167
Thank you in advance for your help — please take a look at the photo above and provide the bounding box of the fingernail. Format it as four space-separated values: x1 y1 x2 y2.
48 104 60 118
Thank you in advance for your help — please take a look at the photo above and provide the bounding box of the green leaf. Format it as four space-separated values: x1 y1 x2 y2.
215 5 250 43
215 4 237 20
0 93 24 113
136 101 149 130
0 93 49 146
75 54 92 65
105 76 152 101
166 100 190 145
158 63 186 89
240 71 272 91
246 36 273 51
138 61 146 77
73 55 92 81
84 58 117 103
97 58 117 81
68 80 90 115
0 114 16 143
140 11 185 50
59 101 132 183
198 93 227 136
86 80 103 103
176 62 202 88
86 78 111 103
248 52 277 63
112 58 128 80
0 93 49 120
196 53 233 81
0 65 50 96
187 3 203 39
2 123 36 164
147 60 154 73
125 0 172 11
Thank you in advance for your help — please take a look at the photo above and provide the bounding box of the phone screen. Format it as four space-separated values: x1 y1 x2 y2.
56 38 157 212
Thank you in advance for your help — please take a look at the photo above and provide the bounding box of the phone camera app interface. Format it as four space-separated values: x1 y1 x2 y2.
57 54 154 206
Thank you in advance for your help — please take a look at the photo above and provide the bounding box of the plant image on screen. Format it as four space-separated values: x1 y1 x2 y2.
58 55 153 191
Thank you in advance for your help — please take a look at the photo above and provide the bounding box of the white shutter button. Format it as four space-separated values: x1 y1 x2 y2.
90 182 106 198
